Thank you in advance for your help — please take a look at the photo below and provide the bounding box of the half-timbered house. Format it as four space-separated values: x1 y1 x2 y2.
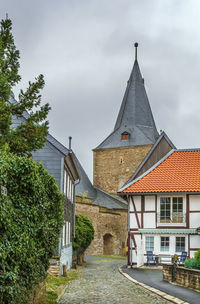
118 149 200 266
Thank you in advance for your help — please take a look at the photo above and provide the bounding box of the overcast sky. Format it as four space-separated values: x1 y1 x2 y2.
1 0 200 180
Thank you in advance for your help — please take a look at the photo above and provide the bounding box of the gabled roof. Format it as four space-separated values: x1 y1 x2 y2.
75 156 127 209
46 134 69 156
95 46 159 150
123 131 176 186
75 155 97 199
119 149 200 194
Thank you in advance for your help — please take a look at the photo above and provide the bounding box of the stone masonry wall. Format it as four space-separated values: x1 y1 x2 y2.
163 264 200 291
76 200 128 256
93 145 152 194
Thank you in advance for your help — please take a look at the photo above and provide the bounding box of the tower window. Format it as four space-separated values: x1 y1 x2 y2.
121 132 130 140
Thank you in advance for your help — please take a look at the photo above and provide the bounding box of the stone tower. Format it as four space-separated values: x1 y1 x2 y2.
93 44 159 195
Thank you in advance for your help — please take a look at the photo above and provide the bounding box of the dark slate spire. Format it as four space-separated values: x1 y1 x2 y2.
95 43 159 150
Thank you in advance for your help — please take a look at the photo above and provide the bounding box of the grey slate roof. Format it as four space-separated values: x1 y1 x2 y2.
75 156 127 209
95 59 159 150
46 134 69 156
75 155 97 199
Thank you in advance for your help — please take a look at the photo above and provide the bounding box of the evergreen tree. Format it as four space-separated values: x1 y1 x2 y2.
0 18 50 155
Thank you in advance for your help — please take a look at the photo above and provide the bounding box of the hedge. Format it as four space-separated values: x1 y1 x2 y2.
184 249 200 270
73 214 94 255
0 149 64 304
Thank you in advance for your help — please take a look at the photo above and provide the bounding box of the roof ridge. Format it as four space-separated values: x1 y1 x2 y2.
175 148 200 152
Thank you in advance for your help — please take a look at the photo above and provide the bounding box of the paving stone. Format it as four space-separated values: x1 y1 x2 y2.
59 258 171 304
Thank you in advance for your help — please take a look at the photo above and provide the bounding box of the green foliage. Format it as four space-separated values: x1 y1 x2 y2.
73 214 94 254
0 150 64 304
194 249 200 262
0 18 50 155
184 257 200 270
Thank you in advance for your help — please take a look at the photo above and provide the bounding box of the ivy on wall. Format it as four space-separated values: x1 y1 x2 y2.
0 149 64 304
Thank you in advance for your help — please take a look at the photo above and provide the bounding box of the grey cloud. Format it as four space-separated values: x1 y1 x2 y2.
1 0 200 179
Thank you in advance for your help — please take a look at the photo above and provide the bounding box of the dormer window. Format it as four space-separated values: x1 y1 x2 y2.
121 132 130 140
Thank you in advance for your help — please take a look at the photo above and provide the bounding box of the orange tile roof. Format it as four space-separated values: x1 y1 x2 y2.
121 150 200 193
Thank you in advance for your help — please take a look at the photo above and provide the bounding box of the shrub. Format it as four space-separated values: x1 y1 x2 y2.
194 249 200 262
184 258 200 270
73 214 94 264
0 150 64 304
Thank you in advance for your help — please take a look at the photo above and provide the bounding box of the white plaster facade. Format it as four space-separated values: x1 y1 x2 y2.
128 193 200 266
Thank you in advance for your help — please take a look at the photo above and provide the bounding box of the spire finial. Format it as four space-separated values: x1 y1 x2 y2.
134 42 138 60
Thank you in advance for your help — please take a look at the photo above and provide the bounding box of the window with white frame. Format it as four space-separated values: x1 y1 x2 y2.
176 237 185 252
63 169 74 202
145 236 154 252
160 197 184 223
62 221 71 247
160 236 169 252
63 170 67 195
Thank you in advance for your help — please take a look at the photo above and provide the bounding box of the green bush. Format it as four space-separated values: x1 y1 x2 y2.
194 249 200 262
0 149 64 304
73 214 94 255
184 258 200 270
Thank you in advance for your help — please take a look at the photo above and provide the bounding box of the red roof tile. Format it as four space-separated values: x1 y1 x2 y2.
122 150 200 193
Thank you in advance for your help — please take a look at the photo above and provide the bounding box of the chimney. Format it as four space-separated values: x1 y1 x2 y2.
68 136 72 150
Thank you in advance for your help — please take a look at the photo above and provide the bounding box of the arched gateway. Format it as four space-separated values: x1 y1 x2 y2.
103 233 114 255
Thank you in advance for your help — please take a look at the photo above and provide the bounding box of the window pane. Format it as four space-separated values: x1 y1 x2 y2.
145 236 154 251
176 237 185 252
161 237 169 252
160 198 171 223
172 197 183 223
178 197 183 204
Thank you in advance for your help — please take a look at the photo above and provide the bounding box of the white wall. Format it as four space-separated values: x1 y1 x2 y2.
133 196 141 211
60 245 73 273
145 196 155 211
137 238 144 267
130 213 141 228
190 235 200 248
190 213 200 228
130 249 137 264
190 235 200 258
129 196 141 211
189 195 200 210
143 213 156 228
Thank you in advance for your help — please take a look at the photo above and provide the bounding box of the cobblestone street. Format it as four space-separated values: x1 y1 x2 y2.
59 258 171 304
